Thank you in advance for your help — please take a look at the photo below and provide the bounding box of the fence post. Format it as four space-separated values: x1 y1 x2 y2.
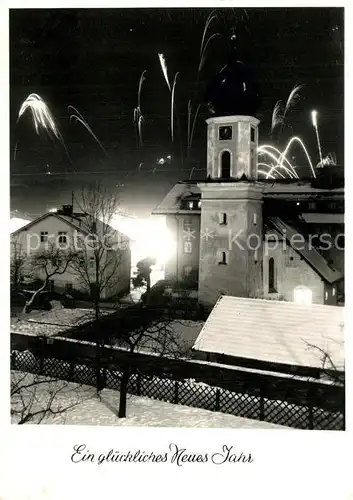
11 351 17 370
259 385 265 421
69 361 75 381
215 388 220 411
307 386 314 430
174 380 179 404
136 373 142 396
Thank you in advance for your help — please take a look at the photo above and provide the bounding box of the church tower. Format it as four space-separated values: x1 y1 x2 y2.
198 36 264 306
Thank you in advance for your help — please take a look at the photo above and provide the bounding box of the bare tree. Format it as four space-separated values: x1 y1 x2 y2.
22 242 77 314
11 370 93 424
91 303 193 418
10 236 27 290
70 182 127 321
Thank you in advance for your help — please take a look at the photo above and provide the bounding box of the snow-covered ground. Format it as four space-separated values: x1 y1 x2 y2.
11 373 288 429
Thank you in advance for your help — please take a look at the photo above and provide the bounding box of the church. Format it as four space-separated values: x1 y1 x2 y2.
152 37 344 308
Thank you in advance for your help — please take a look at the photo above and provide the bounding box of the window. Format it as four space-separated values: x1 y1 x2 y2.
333 288 336 297
65 283 73 294
197 200 201 209
325 291 328 301
219 126 232 141
89 257 95 269
251 126 255 142
183 218 192 231
187 201 194 210
184 241 192 254
218 251 227 265
183 266 192 277
253 213 257 225
58 231 67 244
219 213 227 225
221 151 231 178
308 202 316 210
40 231 48 243
268 257 277 293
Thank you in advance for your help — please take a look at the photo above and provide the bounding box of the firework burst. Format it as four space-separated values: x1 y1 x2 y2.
16 93 72 164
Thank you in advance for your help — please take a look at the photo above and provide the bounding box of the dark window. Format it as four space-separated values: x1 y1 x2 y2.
65 283 73 293
40 231 48 242
219 126 232 140
251 127 255 142
58 231 67 244
220 213 227 225
268 257 277 292
219 251 227 265
221 151 231 178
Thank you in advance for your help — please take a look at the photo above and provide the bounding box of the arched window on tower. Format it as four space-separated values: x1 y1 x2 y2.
221 151 231 178
268 257 277 293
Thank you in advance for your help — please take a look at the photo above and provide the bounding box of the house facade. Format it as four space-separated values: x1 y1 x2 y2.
10 205 131 299
153 115 344 307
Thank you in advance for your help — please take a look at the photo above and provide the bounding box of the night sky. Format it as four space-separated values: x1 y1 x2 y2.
10 7 344 219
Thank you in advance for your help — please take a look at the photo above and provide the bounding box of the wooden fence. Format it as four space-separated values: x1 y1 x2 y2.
11 332 345 430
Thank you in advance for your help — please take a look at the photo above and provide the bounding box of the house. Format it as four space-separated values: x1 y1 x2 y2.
10 204 131 299
192 295 344 377
152 115 344 307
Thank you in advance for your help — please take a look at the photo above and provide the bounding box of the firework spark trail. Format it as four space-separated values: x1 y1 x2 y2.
198 33 222 73
187 100 192 151
189 166 196 180
258 145 298 178
171 72 179 142
158 53 171 92
138 70 147 110
271 100 283 133
311 110 324 169
257 162 286 179
258 169 275 180
138 116 144 146
69 109 108 156
278 136 316 178
200 11 218 56
282 84 304 122
189 103 202 154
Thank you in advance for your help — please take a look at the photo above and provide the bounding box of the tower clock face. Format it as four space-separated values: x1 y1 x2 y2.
219 126 232 141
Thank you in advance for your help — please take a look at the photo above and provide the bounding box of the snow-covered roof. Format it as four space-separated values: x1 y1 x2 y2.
11 308 113 337
193 296 344 371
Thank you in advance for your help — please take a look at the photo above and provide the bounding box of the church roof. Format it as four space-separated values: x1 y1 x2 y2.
193 295 344 372
152 182 200 214
269 217 343 284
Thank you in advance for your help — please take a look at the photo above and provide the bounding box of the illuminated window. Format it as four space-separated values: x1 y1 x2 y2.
253 213 257 225
198 200 201 209
333 288 336 297
294 286 313 305
268 257 277 293
188 201 194 210
184 241 192 254
325 291 328 300
183 219 192 231
221 151 231 178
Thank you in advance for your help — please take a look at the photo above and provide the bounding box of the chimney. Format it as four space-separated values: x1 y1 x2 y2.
60 204 73 216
